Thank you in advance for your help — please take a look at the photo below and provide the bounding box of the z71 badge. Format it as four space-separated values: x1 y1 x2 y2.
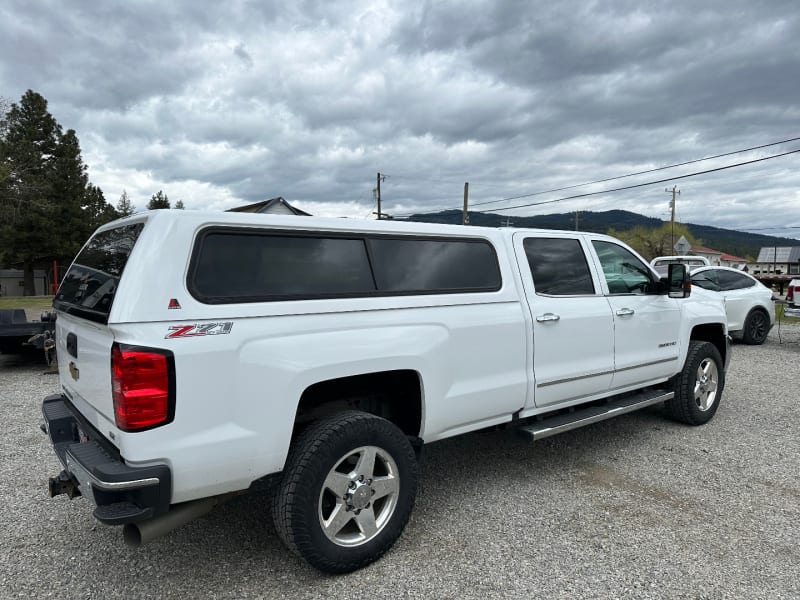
165 322 234 339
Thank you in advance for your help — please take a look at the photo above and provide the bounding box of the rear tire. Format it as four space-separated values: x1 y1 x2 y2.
666 341 724 425
272 411 418 573
742 309 769 345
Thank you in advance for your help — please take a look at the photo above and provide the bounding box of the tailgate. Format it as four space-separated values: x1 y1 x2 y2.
53 220 146 431
56 312 117 426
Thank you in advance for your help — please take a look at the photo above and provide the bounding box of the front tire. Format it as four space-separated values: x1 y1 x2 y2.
272 411 418 573
742 309 769 345
666 340 724 425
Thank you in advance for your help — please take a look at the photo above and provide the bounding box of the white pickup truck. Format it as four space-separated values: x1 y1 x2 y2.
785 278 800 318
41 210 730 573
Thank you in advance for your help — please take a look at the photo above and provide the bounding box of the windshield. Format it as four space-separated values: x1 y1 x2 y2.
54 222 144 324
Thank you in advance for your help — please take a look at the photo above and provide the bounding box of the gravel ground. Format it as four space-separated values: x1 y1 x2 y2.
2 326 799 599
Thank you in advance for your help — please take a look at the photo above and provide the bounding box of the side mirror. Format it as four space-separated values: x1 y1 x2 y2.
668 263 691 298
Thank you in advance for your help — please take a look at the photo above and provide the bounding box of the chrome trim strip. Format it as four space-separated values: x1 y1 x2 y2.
537 369 614 388
535 292 601 299
65 449 160 493
537 357 678 389
614 357 678 373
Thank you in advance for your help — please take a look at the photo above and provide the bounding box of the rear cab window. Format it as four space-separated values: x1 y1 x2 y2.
54 222 145 324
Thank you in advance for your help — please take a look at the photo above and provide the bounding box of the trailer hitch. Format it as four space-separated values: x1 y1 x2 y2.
49 470 81 499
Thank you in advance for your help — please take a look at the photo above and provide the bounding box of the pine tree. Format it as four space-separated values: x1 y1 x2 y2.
174 199 185 209
0 90 63 294
147 190 170 209
51 128 90 255
0 90 117 294
116 190 135 216
84 184 117 232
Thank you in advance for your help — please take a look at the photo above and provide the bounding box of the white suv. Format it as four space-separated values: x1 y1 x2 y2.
690 266 775 344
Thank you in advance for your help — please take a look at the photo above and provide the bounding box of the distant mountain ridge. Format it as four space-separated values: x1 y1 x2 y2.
404 209 799 260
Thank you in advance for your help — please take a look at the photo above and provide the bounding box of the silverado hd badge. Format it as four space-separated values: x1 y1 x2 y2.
165 322 234 339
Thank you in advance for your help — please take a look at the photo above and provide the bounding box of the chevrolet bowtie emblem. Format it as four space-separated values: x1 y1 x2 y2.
68 361 80 381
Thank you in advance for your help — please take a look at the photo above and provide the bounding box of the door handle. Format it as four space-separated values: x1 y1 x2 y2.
615 308 635 317
66 332 78 358
536 313 561 322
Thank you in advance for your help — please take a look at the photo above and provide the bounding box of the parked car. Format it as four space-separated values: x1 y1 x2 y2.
689 266 775 344
785 278 800 318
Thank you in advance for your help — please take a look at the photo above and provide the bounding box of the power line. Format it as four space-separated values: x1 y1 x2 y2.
395 135 800 218
473 135 800 207
477 147 800 214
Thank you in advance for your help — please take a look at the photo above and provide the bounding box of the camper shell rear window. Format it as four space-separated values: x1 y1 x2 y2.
188 228 502 303
54 223 145 324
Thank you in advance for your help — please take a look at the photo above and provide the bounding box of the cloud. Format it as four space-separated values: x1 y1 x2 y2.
1 0 799 237
233 43 254 68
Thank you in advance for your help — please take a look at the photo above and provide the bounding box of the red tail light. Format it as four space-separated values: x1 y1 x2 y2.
788 286 795 303
111 343 175 431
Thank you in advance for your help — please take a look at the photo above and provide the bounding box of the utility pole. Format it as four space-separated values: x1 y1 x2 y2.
376 172 383 220
574 210 580 231
462 182 469 225
666 186 680 249
773 245 778 275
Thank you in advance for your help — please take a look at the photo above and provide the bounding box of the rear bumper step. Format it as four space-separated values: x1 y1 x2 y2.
518 390 674 441
41 394 171 525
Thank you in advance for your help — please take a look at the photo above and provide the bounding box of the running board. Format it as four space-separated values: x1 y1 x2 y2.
517 390 673 441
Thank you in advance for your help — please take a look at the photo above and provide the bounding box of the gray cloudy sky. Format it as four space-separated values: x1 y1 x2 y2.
2 0 799 236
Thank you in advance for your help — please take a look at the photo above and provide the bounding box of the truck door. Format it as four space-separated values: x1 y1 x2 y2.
589 240 682 389
513 234 614 409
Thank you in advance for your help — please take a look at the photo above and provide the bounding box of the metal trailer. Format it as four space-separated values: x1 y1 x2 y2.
0 309 56 363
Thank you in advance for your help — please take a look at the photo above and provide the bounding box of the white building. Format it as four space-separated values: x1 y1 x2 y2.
0 269 49 296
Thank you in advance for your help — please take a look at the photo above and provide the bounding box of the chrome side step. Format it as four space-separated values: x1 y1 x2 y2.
517 390 673 441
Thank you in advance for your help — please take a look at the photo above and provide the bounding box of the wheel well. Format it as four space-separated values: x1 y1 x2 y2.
294 370 423 439
690 324 727 364
747 306 769 319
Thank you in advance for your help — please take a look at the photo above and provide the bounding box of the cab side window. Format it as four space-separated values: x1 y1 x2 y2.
524 237 595 295
591 241 654 295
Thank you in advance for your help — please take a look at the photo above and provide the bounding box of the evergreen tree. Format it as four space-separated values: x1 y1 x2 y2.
116 190 135 216
0 90 63 294
84 184 117 232
0 90 118 294
174 199 185 209
147 190 170 209
51 128 90 254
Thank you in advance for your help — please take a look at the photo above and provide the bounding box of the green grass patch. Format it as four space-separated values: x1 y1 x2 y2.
0 296 54 311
